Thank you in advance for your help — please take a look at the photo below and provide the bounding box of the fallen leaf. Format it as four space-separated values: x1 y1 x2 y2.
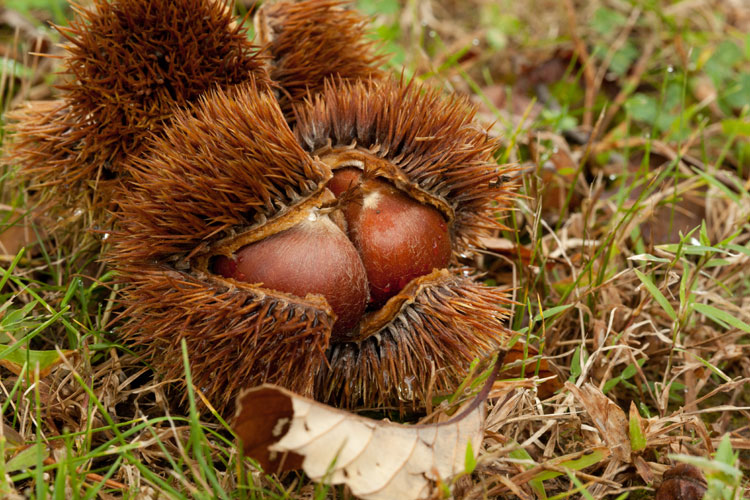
1 422 24 448
633 455 654 485
641 192 705 245
1 421 49 474
503 342 562 399
5 442 48 473
234 356 503 499
0 209 47 257
565 382 631 462
0 345 74 378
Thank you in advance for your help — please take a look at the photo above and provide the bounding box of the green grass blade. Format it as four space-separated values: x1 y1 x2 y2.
634 269 677 321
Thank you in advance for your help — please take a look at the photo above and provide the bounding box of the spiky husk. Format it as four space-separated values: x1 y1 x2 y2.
8 101 79 183
112 80 513 413
112 80 328 263
116 266 334 410
117 268 510 413
6 0 269 219
112 81 336 410
256 0 385 117
294 78 514 255
6 100 109 201
58 0 269 170
317 269 512 409
4 100 122 248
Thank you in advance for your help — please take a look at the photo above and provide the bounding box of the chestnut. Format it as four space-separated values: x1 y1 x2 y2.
655 463 707 500
340 176 452 305
214 213 368 335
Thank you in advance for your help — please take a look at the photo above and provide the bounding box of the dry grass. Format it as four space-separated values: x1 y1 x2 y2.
1 0 749 498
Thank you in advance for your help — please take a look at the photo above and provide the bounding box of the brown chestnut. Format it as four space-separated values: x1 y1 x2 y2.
655 463 707 500
343 177 452 305
214 213 368 334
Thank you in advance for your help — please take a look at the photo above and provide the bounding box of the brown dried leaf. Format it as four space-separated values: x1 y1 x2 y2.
0 210 46 257
503 342 562 399
641 192 705 245
633 455 654 485
234 383 489 499
565 382 631 462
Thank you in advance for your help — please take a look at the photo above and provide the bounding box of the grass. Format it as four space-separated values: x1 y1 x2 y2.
1 0 749 498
